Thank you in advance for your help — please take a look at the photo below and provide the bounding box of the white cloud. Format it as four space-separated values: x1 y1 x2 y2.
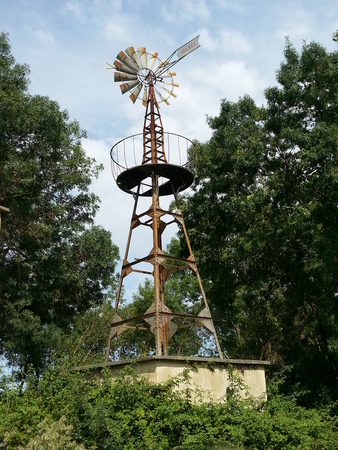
219 28 252 54
160 0 210 23
63 1 83 19
212 0 243 13
195 27 251 56
34 29 56 46
276 7 312 40
195 28 214 52
103 17 133 43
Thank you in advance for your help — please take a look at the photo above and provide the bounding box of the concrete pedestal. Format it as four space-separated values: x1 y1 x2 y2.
77 356 269 403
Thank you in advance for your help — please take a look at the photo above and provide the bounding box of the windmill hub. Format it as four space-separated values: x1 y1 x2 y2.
137 68 156 87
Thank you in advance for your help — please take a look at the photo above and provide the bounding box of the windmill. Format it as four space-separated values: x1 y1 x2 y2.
105 36 223 361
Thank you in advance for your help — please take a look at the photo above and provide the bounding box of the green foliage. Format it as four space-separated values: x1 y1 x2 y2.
44 297 116 368
0 364 337 449
17 417 85 450
0 33 119 375
332 30 338 43
182 39 338 407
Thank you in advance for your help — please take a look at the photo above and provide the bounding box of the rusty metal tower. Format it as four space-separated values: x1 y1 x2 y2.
105 37 223 361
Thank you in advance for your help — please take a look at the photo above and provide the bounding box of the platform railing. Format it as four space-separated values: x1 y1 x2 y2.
110 132 194 181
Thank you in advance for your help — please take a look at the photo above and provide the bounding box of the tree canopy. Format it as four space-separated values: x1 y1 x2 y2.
181 39 338 407
0 33 119 375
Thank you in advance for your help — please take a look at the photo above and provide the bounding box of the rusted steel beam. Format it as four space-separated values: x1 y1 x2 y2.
109 311 216 327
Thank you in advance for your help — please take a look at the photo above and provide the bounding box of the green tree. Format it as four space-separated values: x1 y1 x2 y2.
0 33 119 375
182 39 338 407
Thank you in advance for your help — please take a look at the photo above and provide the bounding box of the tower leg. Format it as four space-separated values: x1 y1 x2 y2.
105 185 141 362
172 189 223 359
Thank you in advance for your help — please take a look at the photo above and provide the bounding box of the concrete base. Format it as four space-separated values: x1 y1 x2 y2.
77 356 269 403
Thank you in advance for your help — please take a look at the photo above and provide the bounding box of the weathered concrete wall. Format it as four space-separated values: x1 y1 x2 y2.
78 356 269 403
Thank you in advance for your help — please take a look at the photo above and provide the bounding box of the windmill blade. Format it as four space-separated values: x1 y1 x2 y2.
129 83 143 103
105 62 115 70
114 60 138 75
114 72 138 82
155 89 170 105
142 86 148 107
161 86 177 98
125 46 142 68
119 80 140 95
163 81 179 88
116 50 139 71
147 51 158 70
160 71 176 78
137 47 148 68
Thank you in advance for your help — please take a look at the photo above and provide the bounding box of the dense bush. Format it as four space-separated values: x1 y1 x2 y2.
0 364 336 449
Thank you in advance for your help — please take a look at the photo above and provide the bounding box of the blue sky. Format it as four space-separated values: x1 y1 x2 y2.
1 0 337 298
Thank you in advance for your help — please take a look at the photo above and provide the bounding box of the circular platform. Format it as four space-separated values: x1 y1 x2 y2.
116 163 194 196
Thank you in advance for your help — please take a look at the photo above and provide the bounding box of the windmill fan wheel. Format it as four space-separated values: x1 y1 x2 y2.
109 46 179 106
